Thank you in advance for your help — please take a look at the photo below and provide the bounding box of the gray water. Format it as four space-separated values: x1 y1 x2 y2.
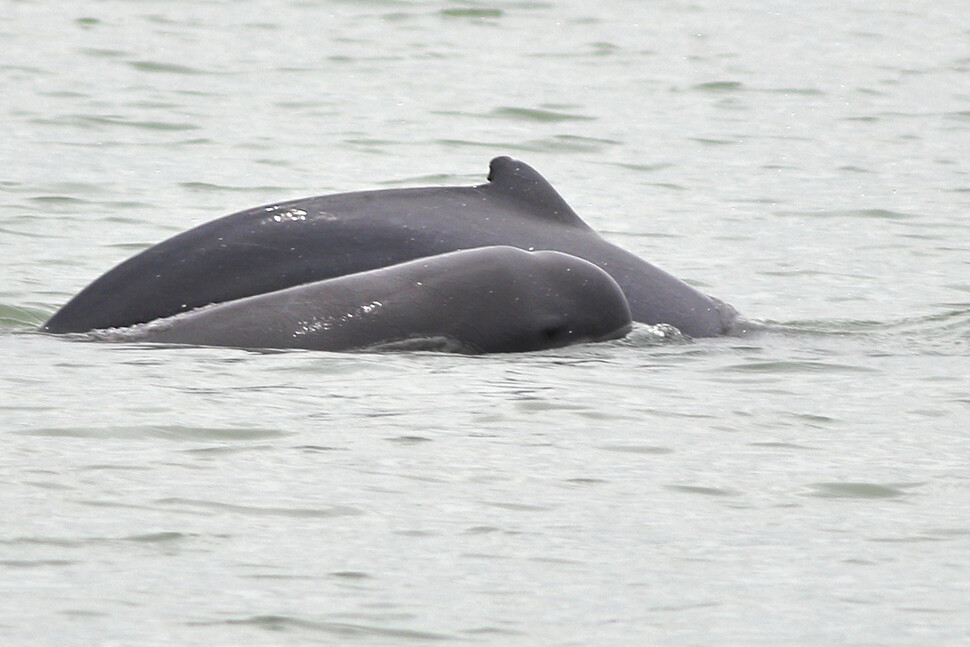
2 1 969 645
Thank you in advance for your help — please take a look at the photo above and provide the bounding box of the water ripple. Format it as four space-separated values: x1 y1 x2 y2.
807 482 920 499
0 304 47 330
127 60 207 75
597 444 673 455
490 106 596 123
199 614 453 641
667 485 740 497
439 8 503 20
692 81 745 92
15 425 288 440
155 498 365 519
720 360 876 374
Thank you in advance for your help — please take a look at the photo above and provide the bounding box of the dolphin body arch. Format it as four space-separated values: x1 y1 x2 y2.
43 156 736 338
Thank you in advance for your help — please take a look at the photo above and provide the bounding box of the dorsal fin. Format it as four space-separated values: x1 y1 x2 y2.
480 156 592 230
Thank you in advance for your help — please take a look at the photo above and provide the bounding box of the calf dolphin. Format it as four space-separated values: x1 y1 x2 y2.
97 247 633 354
42 156 736 337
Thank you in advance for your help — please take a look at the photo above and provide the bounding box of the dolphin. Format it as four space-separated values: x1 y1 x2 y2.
42 156 736 337
97 247 633 354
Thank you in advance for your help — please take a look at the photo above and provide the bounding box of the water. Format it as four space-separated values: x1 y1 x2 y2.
2 1 969 644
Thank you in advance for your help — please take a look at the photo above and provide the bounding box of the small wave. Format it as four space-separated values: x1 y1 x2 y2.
27 195 92 206
689 137 743 147
122 531 189 544
807 482 919 500
763 87 825 96
194 614 453 641
667 485 740 497
775 208 918 220
0 558 77 569
80 46 127 58
15 425 288 441
691 81 745 93
434 134 619 154
597 443 673 455
489 106 596 123
179 181 291 194
80 115 200 132
612 161 675 173
155 498 364 519
127 60 206 75
719 359 876 374
377 172 470 187
770 308 970 353
621 323 690 347
439 8 502 19
0 304 48 331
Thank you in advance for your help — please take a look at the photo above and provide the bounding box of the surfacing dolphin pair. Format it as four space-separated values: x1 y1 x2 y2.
42 156 738 353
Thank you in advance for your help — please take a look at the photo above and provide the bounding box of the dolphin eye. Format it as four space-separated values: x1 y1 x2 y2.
541 325 565 340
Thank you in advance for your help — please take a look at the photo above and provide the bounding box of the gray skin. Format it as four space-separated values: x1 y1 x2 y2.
104 247 633 354
42 156 737 337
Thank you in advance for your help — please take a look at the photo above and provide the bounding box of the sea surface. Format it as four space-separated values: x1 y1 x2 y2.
2 1 969 645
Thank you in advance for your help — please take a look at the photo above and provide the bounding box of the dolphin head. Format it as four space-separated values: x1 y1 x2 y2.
431 247 632 354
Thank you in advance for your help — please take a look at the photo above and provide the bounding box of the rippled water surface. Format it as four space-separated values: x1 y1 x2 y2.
2 1 969 645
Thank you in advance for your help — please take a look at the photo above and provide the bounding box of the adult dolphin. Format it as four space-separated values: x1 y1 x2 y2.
97 247 633 354
42 156 737 337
